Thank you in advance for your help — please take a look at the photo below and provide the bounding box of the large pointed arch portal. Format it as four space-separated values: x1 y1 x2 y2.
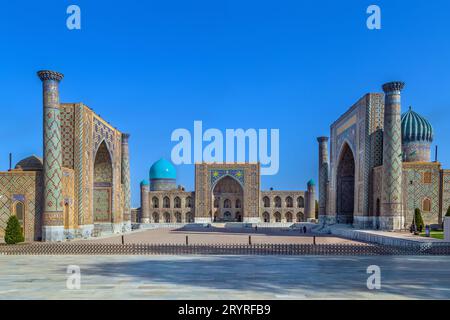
212 175 244 222
336 143 355 224
93 141 113 223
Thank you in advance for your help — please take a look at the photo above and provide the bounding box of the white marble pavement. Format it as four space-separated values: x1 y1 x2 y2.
1 255 450 300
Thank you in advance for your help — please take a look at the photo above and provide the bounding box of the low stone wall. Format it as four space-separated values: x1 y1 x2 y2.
330 226 450 250
131 222 317 232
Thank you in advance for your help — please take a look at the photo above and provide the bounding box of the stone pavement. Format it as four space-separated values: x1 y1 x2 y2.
1 255 450 300
75 226 361 245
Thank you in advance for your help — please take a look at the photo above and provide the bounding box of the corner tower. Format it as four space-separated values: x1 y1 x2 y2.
381 81 405 230
305 179 316 221
121 133 132 231
317 137 329 223
37 70 65 241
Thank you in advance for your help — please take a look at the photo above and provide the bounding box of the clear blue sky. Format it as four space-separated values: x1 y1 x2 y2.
1 0 450 207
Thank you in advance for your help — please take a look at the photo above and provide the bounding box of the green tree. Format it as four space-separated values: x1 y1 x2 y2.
4 215 24 245
414 208 424 233
446 206 450 217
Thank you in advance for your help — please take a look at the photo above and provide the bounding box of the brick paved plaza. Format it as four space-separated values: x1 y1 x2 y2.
78 226 361 245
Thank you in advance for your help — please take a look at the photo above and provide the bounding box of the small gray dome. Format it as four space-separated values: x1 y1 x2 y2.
15 155 43 171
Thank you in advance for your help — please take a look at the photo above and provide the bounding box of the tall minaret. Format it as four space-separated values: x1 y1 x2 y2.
381 81 405 230
121 133 132 231
38 70 65 242
317 137 329 222
140 180 150 223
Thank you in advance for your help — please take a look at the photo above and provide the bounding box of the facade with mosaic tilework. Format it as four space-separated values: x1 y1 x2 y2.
0 71 131 242
318 81 450 230
139 162 315 224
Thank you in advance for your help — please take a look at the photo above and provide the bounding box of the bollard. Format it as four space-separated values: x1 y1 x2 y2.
186 235 189 246
249 235 252 246
121 235 125 245
313 236 316 245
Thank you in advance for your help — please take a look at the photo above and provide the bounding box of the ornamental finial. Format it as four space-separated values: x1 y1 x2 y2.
37 70 64 82
382 81 405 93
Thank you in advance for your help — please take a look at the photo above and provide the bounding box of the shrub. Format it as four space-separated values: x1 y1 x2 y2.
414 208 424 233
4 215 25 244
446 206 450 217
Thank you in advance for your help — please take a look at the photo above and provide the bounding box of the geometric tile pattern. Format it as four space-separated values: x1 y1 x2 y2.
93 188 112 222
402 163 440 226
0 172 43 241
210 169 245 188
443 171 450 218
121 134 131 222
381 83 405 217
317 137 329 216
61 104 75 169
42 78 64 226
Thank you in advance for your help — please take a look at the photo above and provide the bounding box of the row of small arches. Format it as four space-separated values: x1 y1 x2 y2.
213 198 241 209
262 196 304 208
152 196 193 209
151 212 195 223
262 211 305 223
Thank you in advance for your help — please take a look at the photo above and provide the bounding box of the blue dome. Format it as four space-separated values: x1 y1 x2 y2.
149 158 176 180
401 107 433 143
140 179 149 186
307 179 315 187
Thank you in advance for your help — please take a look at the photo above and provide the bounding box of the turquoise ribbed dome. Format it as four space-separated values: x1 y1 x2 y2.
401 107 433 143
307 179 315 187
149 158 176 180
140 179 149 186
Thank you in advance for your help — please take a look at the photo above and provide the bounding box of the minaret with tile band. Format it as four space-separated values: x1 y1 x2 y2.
121 133 132 231
381 81 405 230
37 70 65 241
317 136 329 221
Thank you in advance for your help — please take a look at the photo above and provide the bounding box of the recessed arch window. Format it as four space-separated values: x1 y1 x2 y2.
224 199 231 209
152 197 159 209
152 212 159 223
274 212 281 223
235 199 242 209
422 198 432 212
274 196 281 208
263 196 270 207
285 197 293 208
297 196 305 208
14 201 25 233
186 197 192 208
285 212 293 222
163 197 170 208
174 197 181 209
423 172 432 184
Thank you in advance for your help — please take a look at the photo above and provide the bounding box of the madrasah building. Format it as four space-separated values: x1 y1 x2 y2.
138 160 316 225
0 71 132 242
317 81 450 230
